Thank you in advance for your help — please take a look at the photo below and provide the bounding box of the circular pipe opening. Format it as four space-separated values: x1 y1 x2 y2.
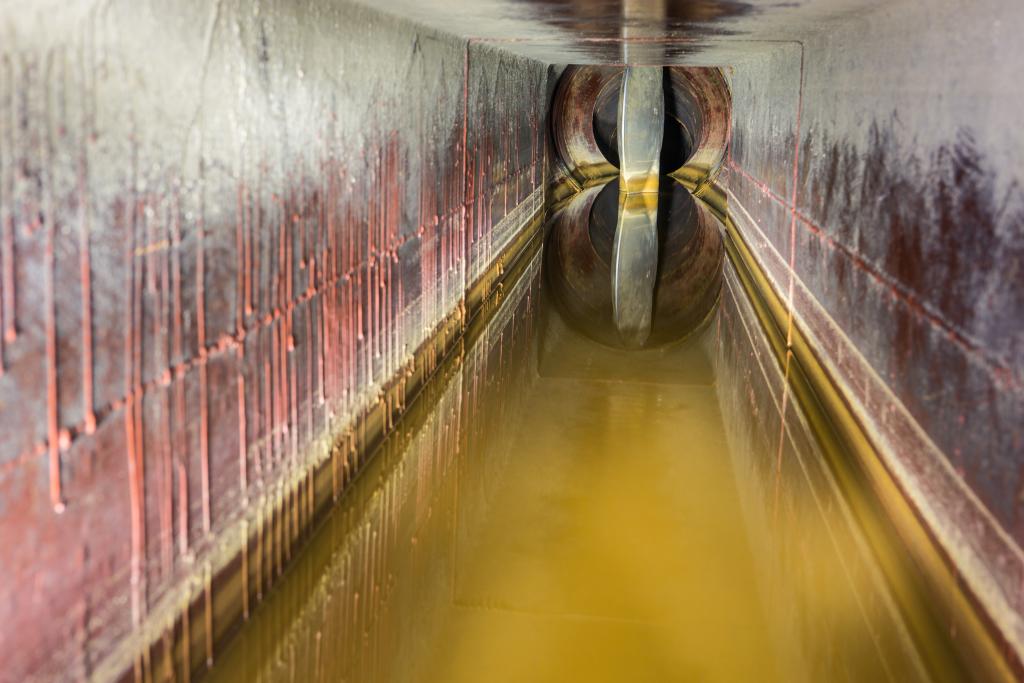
551 66 730 190
591 70 694 173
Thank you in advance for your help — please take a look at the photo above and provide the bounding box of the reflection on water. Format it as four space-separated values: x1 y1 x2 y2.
546 178 723 350
611 192 659 347
206 237 934 683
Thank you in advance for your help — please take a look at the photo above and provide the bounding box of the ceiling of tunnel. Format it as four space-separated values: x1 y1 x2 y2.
352 0 894 64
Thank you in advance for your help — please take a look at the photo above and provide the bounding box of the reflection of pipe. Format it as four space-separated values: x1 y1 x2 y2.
612 193 659 347
613 67 663 347
544 179 724 350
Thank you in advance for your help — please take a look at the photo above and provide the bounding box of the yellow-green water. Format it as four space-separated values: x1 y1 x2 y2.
205 260 933 682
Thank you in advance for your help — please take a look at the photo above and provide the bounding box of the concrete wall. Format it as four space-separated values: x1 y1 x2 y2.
0 1 549 679
726 0 1024 660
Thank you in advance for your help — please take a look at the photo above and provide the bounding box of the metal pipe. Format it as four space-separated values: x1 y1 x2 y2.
613 66 664 347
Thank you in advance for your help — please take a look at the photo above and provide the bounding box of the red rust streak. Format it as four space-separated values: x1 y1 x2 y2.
42 49 64 512
161 384 174 574
125 401 145 625
305 292 314 442
6 136 472 489
462 42 470 286
238 361 248 504
197 204 211 535
45 203 63 512
171 193 190 558
125 185 146 625
176 458 189 557
265 330 275 472
244 187 254 316
236 184 246 334
199 360 211 533
160 226 173 574
236 183 250 502
78 149 95 432
273 320 283 468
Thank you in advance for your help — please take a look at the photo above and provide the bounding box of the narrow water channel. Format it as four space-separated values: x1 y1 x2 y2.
204 231 935 682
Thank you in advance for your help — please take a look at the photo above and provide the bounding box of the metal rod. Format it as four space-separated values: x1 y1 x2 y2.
613 66 664 347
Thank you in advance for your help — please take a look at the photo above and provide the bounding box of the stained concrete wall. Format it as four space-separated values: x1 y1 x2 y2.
0 1 549 679
726 0 1024 660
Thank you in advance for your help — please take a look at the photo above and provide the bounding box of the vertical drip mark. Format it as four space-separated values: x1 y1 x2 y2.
45 160 64 513
161 629 173 683
272 322 283 468
0 208 10 352
42 51 64 512
0 242 4 374
283 486 292 565
2 54 16 347
0 56 5 376
245 186 254 317
462 42 470 313
125 165 146 625
289 324 298 472
252 177 262 325
318 165 332 412
256 509 264 601
236 180 250 504
197 206 211 535
786 45 806 348
263 344 272 478
204 564 213 669
289 481 297 561
159 202 173 576
181 596 191 683
318 258 328 409
236 184 246 335
346 194 355 410
241 518 250 620
772 350 792 520
126 401 145 625
314 631 323 683
171 193 189 558
78 123 94 432
305 301 314 448
238 358 248 505
199 362 211 533
287 203 298 475
177 459 189 557
132 199 146 616
274 491 283 578
331 441 339 502
161 384 174 575
306 469 314 537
